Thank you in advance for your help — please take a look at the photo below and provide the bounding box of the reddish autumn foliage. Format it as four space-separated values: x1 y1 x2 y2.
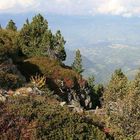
78 78 87 88
103 127 110 134
64 78 74 88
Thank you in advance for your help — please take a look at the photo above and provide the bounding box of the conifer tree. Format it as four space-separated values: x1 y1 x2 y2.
19 14 48 57
124 71 140 138
104 69 127 102
6 19 17 31
53 30 66 61
19 14 66 61
103 69 128 112
129 71 140 118
72 49 84 74
104 71 140 139
87 75 95 89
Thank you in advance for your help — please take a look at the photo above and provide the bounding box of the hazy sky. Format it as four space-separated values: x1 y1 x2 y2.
0 0 140 17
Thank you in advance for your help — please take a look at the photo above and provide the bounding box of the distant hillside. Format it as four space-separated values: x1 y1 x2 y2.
65 49 96 72
65 43 140 83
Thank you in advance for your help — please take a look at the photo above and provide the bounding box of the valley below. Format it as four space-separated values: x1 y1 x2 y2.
66 42 140 83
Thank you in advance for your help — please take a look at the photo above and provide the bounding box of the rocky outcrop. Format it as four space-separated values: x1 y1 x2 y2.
0 58 26 82
58 79 93 110
0 86 44 103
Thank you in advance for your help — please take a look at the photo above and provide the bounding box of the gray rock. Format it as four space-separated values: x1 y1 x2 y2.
26 87 33 93
81 93 85 99
73 107 83 113
85 95 91 107
0 94 6 102
60 102 66 107
33 87 44 95
14 91 21 96
89 102 92 108
71 100 81 108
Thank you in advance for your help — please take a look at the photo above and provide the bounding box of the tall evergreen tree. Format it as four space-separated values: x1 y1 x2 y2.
19 14 48 57
125 71 140 138
53 30 66 61
6 20 17 31
19 14 66 61
72 49 84 74
0 24 2 29
104 69 128 102
103 69 128 113
104 71 140 139
87 75 95 89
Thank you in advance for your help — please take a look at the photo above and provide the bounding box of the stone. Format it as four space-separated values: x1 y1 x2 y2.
0 89 7 96
26 87 33 93
15 87 30 96
0 94 6 102
33 87 43 95
71 100 81 108
14 91 21 96
60 102 66 107
81 93 85 99
73 107 83 113
89 102 92 109
85 96 91 107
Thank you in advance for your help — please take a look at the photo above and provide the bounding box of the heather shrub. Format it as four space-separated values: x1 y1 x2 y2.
18 57 79 82
0 70 23 89
0 95 107 140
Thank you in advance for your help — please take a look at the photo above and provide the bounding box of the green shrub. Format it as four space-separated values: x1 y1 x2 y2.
0 70 23 89
18 57 79 82
0 95 107 140
0 29 19 59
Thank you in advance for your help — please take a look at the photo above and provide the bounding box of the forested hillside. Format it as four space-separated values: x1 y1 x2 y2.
0 14 140 140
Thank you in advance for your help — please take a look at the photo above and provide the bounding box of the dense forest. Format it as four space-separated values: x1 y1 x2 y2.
0 14 140 140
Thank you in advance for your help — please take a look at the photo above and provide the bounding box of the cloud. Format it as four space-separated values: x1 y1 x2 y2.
0 0 140 17
0 0 38 13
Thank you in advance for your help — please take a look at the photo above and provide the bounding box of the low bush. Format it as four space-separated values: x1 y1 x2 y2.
0 95 108 140
22 57 79 79
0 70 23 89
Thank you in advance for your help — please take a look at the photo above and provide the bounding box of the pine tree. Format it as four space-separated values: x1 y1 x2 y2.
87 75 95 89
6 20 17 31
72 49 84 74
53 30 66 61
103 68 128 116
124 71 140 138
104 71 140 139
103 69 128 104
0 24 2 29
19 14 66 61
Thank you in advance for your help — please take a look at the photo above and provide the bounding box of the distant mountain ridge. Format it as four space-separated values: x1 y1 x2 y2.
66 42 140 83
